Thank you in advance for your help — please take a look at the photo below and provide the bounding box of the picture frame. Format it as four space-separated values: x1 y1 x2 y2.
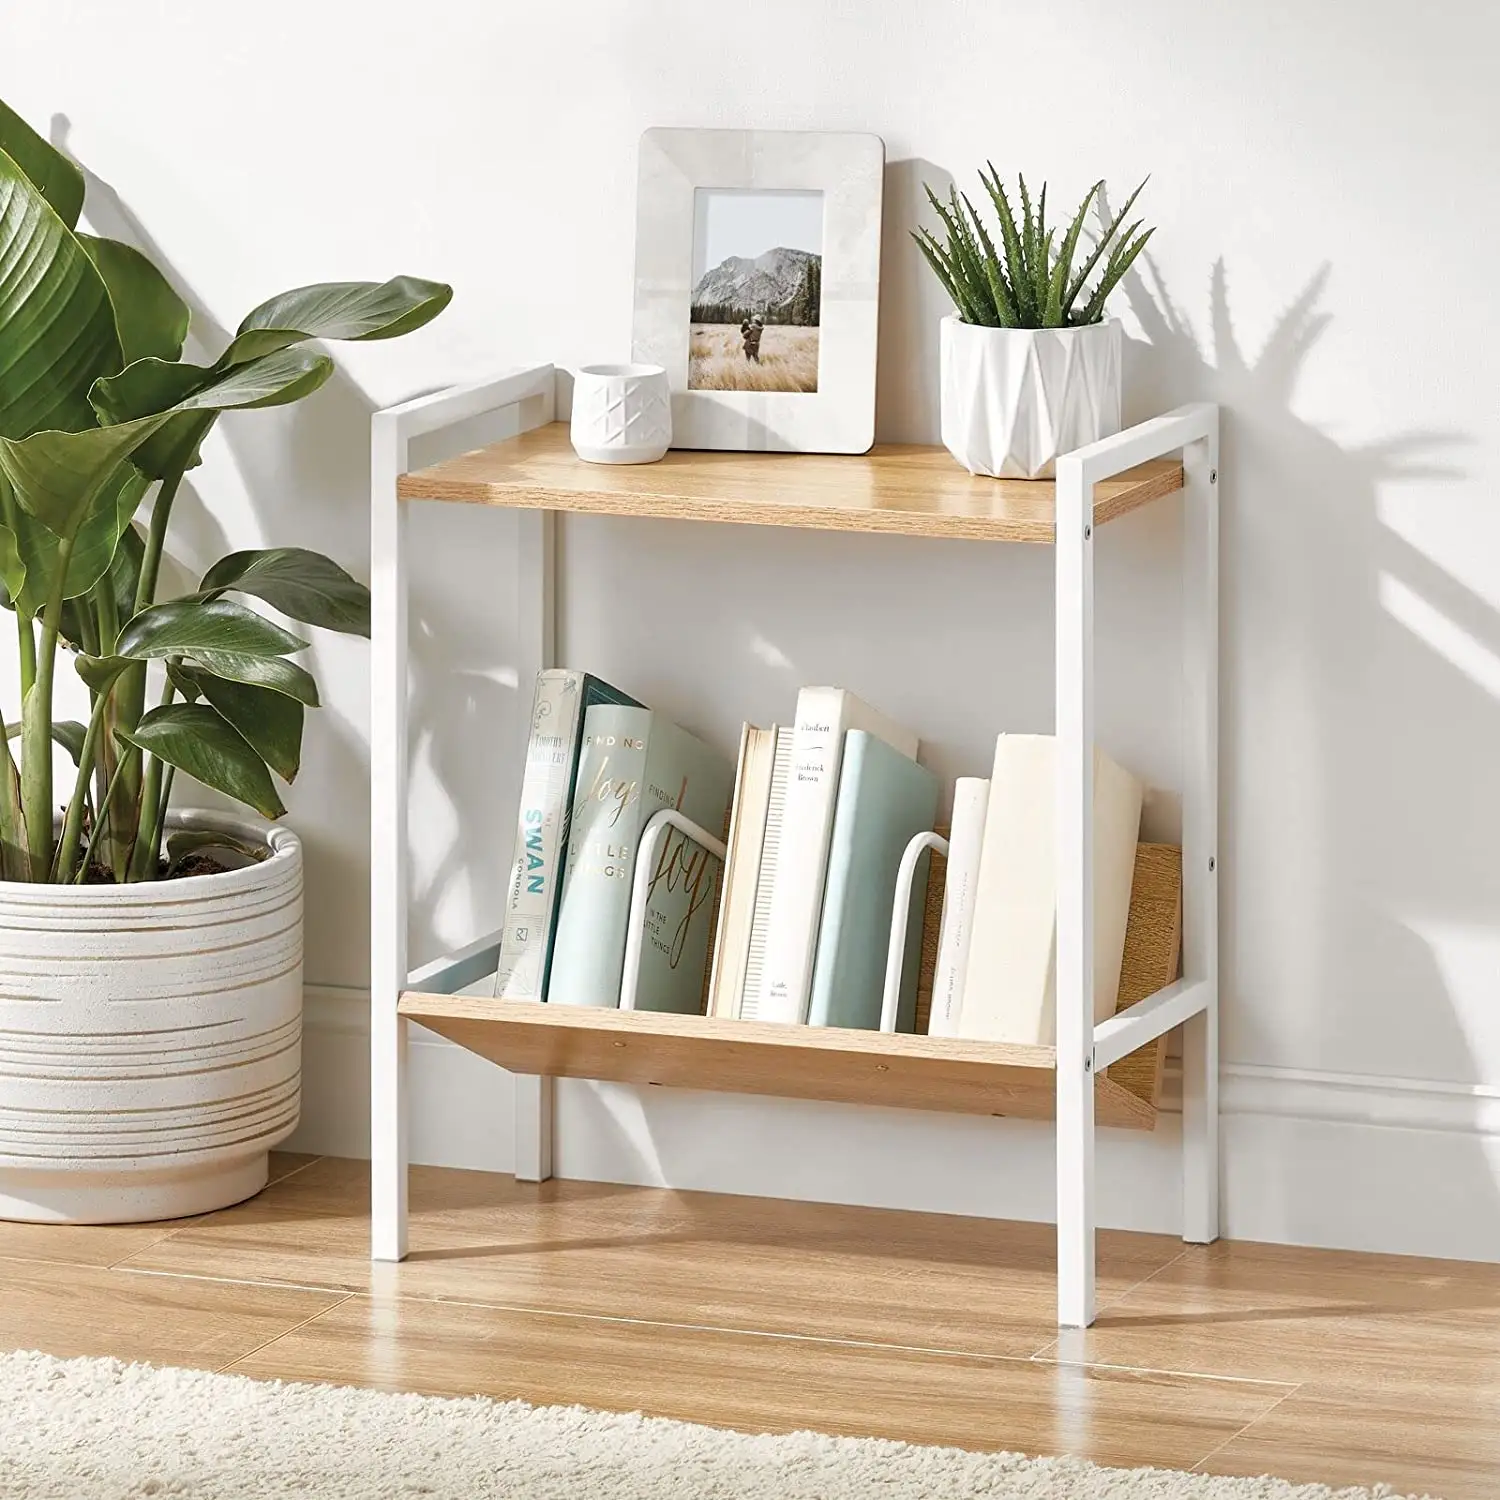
631 127 884 454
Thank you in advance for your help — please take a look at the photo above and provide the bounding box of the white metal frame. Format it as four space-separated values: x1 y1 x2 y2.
370 363 1220 1327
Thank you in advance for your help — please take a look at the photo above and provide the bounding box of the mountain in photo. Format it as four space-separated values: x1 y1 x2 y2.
690 246 822 326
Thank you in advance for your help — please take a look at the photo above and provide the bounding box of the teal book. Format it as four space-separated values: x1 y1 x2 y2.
493 671 641 1001
548 704 734 1012
807 731 939 1031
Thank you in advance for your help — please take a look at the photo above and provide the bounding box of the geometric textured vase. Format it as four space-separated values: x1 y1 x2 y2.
570 362 672 465
0 813 302 1224
939 317 1122 479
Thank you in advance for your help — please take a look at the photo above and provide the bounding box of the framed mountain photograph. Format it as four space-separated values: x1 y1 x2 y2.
631 128 884 454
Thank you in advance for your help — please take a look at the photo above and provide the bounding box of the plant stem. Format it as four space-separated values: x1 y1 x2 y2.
149 766 176 873
134 468 185 617
110 465 187 879
16 614 35 699
21 542 74 881
75 750 132 884
127 668 176 882
52 688 111 882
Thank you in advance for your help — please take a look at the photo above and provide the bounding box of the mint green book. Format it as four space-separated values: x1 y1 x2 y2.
548 704 733 1012
807 731 939 1031
493 670 640 1001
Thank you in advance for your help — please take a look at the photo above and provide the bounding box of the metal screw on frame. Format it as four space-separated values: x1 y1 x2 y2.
1209 856 1216 872
1210 469 1218 484
1083 524 1092 541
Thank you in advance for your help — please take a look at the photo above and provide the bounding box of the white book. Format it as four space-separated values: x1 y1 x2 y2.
927 776 989 1038
757 688 919 1024
738 728 794 1021
707 725 778 1018
957 735 1143 1046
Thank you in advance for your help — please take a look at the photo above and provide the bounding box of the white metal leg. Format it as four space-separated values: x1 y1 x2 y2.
368 367 557 1251
1180 415 1221 1244
1054 453 1097 1330
513 1075 555 1182
371 411 411 1262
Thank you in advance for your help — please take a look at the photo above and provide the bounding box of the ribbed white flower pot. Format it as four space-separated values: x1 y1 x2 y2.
939 316 1123 479
0 812 302 1224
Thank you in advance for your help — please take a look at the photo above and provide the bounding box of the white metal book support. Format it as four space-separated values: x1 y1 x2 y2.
370 363 1219 1329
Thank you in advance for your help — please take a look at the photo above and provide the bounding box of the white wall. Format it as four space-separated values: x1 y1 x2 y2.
8 0 1500 1259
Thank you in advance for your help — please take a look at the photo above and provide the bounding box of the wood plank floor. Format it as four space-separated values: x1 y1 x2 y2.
1 1153 1494 1498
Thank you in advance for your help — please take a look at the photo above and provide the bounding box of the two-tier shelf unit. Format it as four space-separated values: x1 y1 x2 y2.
370 363 1220 1328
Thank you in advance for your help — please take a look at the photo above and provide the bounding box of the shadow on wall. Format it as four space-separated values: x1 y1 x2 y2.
1120 253 1495 1242
611 158 1496 1245
53 117 522 985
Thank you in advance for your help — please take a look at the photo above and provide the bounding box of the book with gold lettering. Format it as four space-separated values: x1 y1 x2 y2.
493 670 640 1001
548 703 733 1012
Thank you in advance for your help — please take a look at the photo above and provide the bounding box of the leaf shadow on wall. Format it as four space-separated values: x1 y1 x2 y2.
1121 250 1499 1252
54 118 516 985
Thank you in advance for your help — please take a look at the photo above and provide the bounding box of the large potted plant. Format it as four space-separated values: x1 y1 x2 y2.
0 99 450 1222
913 169 1152 478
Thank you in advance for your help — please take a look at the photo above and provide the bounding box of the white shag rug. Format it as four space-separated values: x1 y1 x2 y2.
0 1349 1427 1500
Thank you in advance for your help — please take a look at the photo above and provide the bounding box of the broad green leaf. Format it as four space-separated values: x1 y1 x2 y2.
0 520 22 605
117 703 285 820
6 461 148 616
186 649 319 706
224 276 453 365
177 668 304 782
75 653 131 693
78 236 190 365
0 98 84 228
117 597 308 660
89 346 334 480
0 417 159 544
59 521 143 651
199 547 370 636
0 145 122 440
5 718 87 765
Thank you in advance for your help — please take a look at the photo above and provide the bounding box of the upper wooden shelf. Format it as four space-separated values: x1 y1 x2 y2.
398 422 1183 544
399 992 1158 1130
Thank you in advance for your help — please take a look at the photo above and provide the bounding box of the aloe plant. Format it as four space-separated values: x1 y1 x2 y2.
913 166 1152 329
0 98 452 882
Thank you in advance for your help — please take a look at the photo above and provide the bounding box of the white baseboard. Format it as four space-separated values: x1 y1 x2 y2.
294 985 1500 1264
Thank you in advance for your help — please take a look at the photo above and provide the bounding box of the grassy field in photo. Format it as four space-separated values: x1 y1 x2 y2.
688 323 820 393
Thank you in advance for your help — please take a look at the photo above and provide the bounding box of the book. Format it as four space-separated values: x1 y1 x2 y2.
736 727 794 1021
757 688 920 1024
548 704 733 1013
493 669 640 1000
707 724 778 1018
957 734 1143 1045
807 731 939 1031
927 776 990 1038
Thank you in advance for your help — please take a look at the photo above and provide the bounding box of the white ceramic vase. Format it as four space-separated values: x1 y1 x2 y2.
569 362 672 464
0 812 303 1224
939 317 1122 479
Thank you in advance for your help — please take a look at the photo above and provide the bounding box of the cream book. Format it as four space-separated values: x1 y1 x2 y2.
958 735 1143 1046
736 728 794 1020
757 688 919 1024
927 776 989 1039
707 724 778 1018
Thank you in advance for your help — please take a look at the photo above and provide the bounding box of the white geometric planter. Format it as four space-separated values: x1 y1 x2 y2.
939 316 1122 479
0 812 302 1224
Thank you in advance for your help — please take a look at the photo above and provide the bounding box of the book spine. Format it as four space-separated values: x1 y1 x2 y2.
928 777 989 1038
493 672 584 999
546 705 654 1008
758 688 859 1023
707 725 755 1017
739 728 793 1020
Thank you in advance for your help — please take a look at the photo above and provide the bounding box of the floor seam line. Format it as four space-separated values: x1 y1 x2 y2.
1024 1244 1195 1362
1191 1382 1307 1472
114 1265 351 1296
1028 1353 1299 1390
214 1291 356 1375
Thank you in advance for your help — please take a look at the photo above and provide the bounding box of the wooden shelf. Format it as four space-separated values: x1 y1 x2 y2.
399 993 1159 1131
397 422 1183 544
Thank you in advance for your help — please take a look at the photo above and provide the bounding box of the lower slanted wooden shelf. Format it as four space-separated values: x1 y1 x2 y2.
398 993 1159 1131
